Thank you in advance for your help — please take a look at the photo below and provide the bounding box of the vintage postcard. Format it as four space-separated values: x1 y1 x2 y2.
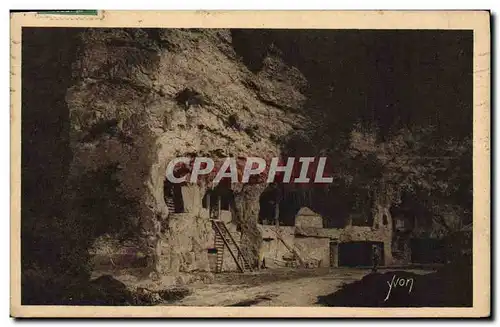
10 10 490 318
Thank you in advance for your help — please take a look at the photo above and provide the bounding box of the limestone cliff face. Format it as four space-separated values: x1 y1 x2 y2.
65 28 308 273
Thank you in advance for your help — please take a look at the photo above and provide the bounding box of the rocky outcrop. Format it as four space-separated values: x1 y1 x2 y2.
65 28 307 276
160 213 213 273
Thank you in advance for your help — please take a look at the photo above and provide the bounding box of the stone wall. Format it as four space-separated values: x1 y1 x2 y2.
254 217 394 268
258 225 296 268
295 215 323 229
181 184 205 216
294 236 330 267
323 226 393 266
160 213 213 273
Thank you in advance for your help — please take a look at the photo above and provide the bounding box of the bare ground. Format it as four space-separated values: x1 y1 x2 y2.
168 268 433 307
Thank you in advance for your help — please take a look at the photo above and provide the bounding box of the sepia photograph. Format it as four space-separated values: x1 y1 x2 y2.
10 11 490 318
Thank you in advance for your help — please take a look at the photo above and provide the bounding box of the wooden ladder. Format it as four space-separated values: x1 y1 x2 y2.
214 230 225 273
212 220 254 273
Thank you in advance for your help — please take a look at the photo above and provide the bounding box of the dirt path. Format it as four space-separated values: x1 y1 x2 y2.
175 269 366 306
173 268 434 306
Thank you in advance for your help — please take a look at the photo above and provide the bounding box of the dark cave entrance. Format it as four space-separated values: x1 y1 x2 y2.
338 241 384 267
163 179 184 213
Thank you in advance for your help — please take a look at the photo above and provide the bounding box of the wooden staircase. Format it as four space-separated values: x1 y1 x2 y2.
212 220 254 273
165 196 176 213
214 230 225 273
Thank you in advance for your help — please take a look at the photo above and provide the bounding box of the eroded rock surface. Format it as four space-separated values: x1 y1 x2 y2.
66 28 307 277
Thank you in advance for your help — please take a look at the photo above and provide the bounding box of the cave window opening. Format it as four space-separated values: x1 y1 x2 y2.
383 214 388 225
164 179 184 213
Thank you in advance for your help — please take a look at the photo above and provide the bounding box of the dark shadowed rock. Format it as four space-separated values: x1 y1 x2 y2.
158 286 191 303
86 274 134 305
317 260 472 307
